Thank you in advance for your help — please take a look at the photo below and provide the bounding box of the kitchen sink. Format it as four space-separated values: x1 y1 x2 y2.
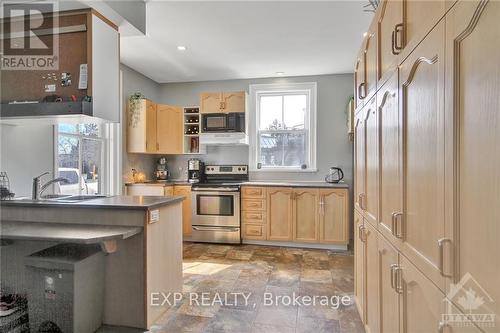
53 195 107 202
41 194 72 199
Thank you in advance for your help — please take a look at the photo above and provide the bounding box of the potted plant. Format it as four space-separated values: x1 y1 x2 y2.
128 92 145 128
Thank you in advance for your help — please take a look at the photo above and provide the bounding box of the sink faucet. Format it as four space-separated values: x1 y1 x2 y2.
32 172 69 200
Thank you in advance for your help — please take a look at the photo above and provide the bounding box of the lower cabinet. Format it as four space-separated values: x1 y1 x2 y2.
173 185 192 237
378 235 400 333
242 186 349 245
354 209 365 321
364 222 379 333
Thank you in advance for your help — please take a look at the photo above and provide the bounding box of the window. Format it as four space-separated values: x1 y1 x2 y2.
56 124 105 195
249 82 317 172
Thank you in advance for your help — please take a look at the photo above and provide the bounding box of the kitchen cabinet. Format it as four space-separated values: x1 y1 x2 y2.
403 0 446 53
242 186 348 245
400 255 444 333
377 72 402 242
377 0 403 83
364 96 378 226
364 222 379 333
319 189 349 244
354 109 366 212
126 184 172 196
173 185 192 237
365 23 378 100
445 1 500 330
127 100 183 154
157 104 183 154
200 91 246 113
267 187 294 241
242 186 267 241
399 20 447 291
354 50 366 109
354 210 365 322
292 188 319 243
377 235 400 333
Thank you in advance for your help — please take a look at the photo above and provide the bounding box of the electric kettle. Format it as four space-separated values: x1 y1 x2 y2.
325 167 344 183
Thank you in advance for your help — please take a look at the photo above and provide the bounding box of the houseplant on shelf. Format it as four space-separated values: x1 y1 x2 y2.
128 92 145 128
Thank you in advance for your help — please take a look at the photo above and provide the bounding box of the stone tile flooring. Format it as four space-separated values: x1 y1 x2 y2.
149 243 365 333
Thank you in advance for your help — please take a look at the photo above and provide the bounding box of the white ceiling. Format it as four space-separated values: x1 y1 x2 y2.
120 1 373 83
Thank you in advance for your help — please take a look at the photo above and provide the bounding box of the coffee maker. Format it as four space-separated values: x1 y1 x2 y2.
188 159 204 183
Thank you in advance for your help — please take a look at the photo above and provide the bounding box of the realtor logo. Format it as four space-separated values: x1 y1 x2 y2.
1 1 59 70
443 272 496 329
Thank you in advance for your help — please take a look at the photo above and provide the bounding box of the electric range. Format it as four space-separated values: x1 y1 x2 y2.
190 165 248 244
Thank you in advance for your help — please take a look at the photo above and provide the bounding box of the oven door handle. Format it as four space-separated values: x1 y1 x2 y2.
192 226 240 232
192 187 240 192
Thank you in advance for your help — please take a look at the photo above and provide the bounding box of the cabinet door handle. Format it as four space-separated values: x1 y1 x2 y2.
392 212 403 238
358 225 364 242
360 225 367 243
438 238 453 278
390 263 398 290
319 195 325 216
394 23 404 52
358 82 367 99
438 321 450 333
391 29 397 55
394 266 403 294
156 143 160 151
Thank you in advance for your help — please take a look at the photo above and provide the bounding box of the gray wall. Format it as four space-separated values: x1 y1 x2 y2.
157 74 354 187
121 64 160 183
0 125 54 197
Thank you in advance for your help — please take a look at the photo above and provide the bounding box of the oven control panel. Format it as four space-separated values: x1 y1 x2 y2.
205 165 248 175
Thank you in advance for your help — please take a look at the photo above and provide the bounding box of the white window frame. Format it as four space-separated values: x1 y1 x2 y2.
53 122 121 196
249 82 317 172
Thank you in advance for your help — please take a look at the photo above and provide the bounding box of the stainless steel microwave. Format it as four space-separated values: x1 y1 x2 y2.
202 113 245 133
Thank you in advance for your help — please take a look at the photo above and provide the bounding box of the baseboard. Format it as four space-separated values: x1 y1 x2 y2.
241 240 348 251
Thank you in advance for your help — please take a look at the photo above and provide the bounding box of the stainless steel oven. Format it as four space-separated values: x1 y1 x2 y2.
190 164 248 244
191 186 241 243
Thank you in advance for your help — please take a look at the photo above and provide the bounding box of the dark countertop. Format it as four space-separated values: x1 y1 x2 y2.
125 180 192 186
125 180 349 189
240 181 349 189
1 220 142 243
0 195 185 210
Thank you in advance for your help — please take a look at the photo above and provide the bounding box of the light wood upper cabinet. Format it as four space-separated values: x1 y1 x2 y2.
365 96 378 226
354 50 366 109
200 92 223 114
403 0 446 53
157 104 183 154
319 189 348 244
354 109 366 212
354 210 365 323
127 100 183 154
365 26 378 99
221 92 246 113
377 0 403 82
377 72 402 241
293 188 319 243
200 91 246 113
173 185 192 237
445 1 500 330
267 187 293 241
378 235 400 333
399 20 447 291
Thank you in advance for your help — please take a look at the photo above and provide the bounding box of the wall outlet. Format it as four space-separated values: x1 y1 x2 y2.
45 84 56 92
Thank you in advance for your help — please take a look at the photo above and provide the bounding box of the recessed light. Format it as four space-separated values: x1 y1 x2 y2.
177 45 187 51
276 72 285 76
362 32 368 37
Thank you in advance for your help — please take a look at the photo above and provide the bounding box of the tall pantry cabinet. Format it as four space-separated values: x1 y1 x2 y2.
353 1 499 332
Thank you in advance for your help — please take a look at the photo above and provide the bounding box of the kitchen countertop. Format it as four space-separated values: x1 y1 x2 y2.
0 195 185 210
126 180 349 189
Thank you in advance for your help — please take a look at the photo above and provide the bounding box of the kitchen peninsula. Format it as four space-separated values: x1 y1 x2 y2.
0 195 184 330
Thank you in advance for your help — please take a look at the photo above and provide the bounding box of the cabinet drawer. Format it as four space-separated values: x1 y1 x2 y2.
242 186 265 199
242 211 265 223
242 199 266 211
242 224 266 240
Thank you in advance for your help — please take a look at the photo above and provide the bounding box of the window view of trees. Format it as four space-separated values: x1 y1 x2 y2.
57 124 103 195
258 94 308 169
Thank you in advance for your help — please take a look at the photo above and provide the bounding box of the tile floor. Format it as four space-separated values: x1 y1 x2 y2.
149 243 365 333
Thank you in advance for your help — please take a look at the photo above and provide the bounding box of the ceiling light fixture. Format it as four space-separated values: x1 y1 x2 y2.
362 32 368 37
177 45 187 51
276 72 285 76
